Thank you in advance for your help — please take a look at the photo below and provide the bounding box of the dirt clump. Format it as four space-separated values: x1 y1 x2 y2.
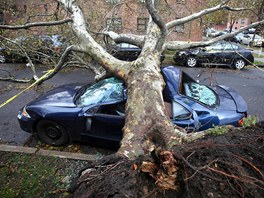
70 122 264 198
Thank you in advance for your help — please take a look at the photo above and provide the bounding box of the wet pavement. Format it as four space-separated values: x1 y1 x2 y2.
0 63 264 147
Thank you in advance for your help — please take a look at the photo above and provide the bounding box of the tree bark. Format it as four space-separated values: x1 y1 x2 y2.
118 55 177 158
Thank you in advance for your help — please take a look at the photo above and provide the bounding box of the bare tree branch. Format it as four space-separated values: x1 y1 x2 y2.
37 44 83 84
0 19 72 30
102 31 145 47
145 0 167 36
58 0 131 80
145 0 167 50
164 20 264 50
166 1 249 29
0 35 38 80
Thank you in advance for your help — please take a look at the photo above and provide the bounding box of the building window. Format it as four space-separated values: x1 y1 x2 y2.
105 0 121 4
106 18 122 30
137 18 148 31
241 19 245 24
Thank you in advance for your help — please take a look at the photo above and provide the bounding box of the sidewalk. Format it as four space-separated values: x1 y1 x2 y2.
0 144 100 161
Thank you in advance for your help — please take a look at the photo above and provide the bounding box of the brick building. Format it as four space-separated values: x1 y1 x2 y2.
82 0 204 41
227 17 253 30
2 0 204 41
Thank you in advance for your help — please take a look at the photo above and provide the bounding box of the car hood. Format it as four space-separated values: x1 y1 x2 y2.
28 83 83 107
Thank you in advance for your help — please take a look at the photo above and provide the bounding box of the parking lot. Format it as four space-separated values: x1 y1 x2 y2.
0 63 264 147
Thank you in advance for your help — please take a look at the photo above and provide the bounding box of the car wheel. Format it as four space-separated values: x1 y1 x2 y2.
233 59 246 70
0 55 6 63
249 41 253 47
186 57 197 67
36 120 69 146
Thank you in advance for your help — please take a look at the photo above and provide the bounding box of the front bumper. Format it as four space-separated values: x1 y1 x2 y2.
17 111 35 133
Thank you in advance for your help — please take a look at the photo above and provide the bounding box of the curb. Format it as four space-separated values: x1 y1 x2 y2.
0 144 100 161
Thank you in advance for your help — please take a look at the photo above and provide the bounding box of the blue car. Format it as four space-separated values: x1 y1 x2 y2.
17 66 247 148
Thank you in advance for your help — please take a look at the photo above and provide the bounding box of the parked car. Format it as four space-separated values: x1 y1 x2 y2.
173 41 254 70
234 33 245 43
111 42 165 62
241 34 264 47
17 66 247 148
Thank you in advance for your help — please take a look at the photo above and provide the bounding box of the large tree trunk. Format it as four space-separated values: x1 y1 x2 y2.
117 54 178 158
56 1 178 159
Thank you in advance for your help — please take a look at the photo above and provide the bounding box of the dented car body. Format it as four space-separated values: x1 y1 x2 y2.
17 66 247 148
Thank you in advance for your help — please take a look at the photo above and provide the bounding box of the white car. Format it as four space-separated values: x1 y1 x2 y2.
241 34 264 47
235 33 245 43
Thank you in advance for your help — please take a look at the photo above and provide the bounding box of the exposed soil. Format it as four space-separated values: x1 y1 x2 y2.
70 122 264 198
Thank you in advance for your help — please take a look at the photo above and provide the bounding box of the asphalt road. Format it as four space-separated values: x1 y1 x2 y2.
0 63 263 146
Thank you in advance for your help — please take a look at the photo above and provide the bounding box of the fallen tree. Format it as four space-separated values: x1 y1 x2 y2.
1 0 264 196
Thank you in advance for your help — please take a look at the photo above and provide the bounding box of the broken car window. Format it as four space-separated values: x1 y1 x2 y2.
77 77 124 107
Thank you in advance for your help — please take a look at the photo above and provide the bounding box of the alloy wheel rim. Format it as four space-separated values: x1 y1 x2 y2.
235 60 245 69
187 58 196 67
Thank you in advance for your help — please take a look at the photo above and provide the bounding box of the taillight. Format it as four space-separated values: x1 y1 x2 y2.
238 118 244 127
238 113 247 127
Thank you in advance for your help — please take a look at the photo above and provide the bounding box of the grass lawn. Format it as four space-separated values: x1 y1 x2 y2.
0 151 89 198
254 53 264 58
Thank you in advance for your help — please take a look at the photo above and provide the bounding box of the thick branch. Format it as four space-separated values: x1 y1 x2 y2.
166 1 248 29
164 20 264 50
37 44 83 84
102 31 145 47
145 0 167 37
0 19 72 30
58 0 131 80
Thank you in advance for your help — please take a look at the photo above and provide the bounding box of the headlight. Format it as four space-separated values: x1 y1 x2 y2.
22 107 31 118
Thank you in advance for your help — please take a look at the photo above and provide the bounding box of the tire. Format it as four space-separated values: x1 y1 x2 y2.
0 55 6 63
36 120 69 146
233 59 246 70
186 57 197 67
249 41 253 47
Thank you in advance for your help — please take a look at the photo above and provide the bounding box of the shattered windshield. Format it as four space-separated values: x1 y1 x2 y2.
183 82 218 108
76 77 124 107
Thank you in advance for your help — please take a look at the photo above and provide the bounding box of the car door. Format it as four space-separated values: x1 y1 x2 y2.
199 43 224 65
80 103 125 142
221 43 239 65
